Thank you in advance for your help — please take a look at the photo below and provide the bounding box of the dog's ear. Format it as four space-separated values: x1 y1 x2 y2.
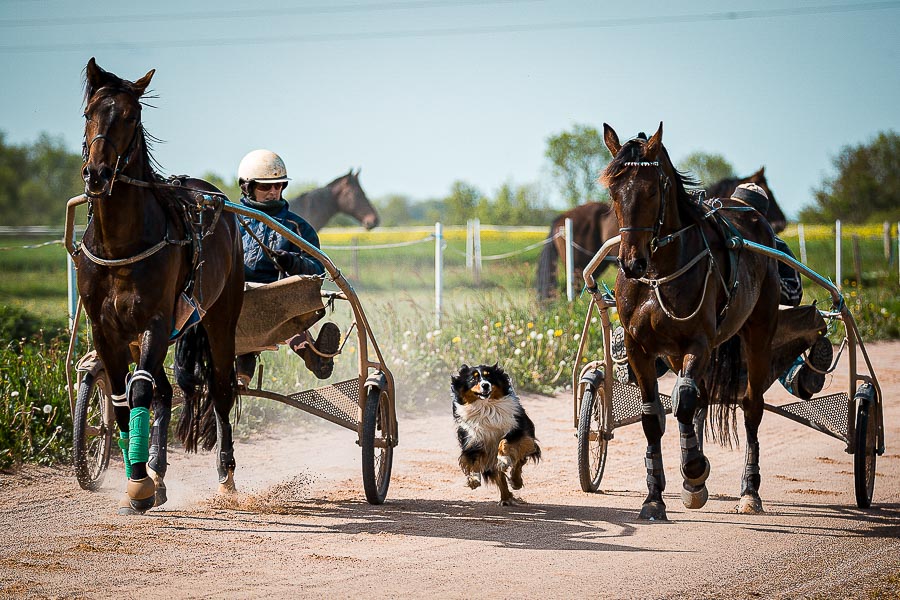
460 363 469 373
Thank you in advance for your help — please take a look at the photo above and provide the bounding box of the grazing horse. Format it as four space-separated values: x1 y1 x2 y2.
600 123 779 519
77 58 244 513
536 169 784 299
288 169 379 230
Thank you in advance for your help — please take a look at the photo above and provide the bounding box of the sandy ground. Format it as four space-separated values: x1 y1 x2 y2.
2 342 899 599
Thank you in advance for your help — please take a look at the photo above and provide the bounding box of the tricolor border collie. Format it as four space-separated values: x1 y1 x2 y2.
451 363 541 505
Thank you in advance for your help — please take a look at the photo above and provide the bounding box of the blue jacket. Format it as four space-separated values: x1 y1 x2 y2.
239 197 324 283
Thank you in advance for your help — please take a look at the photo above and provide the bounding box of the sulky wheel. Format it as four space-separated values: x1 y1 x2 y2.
577 371 609 493
73 369 114 491
853 383 877 508
361 386 394 505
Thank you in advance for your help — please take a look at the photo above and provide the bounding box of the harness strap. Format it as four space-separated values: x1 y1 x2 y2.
111 392 128 408
80 239 169 267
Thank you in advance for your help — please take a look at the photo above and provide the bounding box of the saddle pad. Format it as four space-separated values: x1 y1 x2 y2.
235 275 326 355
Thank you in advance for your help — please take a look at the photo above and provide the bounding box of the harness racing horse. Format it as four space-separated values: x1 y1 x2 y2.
536 170 784 300
288 169 379 230
78 58 244 513
600 123 780 519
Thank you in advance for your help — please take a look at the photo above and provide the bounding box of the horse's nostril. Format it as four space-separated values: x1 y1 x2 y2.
82 166 90 181
99 167 113 181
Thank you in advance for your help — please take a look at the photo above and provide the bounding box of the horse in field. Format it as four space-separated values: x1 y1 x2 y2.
536 167 784 299
288 169 379 230
600 122 779 520
77 58 244 513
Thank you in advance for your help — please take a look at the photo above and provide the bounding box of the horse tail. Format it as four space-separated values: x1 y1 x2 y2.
536 223 560 300
706 335 743 448
174 324 218 452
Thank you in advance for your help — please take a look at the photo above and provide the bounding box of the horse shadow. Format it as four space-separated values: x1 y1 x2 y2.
156 497 685 553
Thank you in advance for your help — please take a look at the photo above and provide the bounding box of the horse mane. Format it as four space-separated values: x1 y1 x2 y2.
705 176 742 199
601 138 700 201
82 72 166 181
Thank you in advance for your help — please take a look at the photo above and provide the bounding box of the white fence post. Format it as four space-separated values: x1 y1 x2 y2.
798 223 808 265
465 219 473 270
473 218 482 286
565 217 575 302
835 219 842 290
435 222 443 330
884 221 891 261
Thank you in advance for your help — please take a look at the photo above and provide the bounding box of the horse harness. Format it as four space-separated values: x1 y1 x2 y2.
71 172 228 316
619 160 756 324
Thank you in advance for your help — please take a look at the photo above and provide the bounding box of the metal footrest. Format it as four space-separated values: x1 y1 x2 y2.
610 382 672 428
765 392 850 443
245 378 361 431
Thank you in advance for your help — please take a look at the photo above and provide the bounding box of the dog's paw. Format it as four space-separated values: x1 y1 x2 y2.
466 474 481 489
499 496 519 507
509 475 524 490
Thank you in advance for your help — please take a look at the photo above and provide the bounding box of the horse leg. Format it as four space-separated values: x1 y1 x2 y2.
737 327 773 514
148 366 172 508
205 312 240 494
91 333 139 514
628 340 668 520
123 320 171 513
676 352 712 510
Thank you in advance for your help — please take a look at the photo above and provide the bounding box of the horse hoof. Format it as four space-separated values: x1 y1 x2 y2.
736 495 764 514
638 501 668 521
681 484 709 509
117 494 140 516
682 457 711 487
126 477 156 513
217 470 236 494
148 467 167 508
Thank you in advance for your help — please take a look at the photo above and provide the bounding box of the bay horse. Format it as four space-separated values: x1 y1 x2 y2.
78 58 244 513
600 123 780 519
536 169 784 299
288 169 379 230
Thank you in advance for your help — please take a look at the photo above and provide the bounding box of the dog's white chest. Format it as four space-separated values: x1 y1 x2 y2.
457 395 520 447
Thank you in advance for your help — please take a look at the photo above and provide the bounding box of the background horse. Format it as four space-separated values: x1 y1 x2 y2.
78 58 244 513
536 169 784 299
288 169 379 230
601 122 780 520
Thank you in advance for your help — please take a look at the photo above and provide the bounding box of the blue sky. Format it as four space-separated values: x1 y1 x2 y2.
2 0 898 218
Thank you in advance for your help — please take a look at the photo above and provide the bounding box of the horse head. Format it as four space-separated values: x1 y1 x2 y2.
601 122 675 279
334 168 379 229
82 58 154 198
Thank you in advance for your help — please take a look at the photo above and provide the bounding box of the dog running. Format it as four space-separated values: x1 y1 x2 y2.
451 363 541 505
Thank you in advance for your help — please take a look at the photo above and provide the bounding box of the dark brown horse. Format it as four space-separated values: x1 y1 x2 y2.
78 58 244 513
601 123 779 520
288 169 379 230
536 168 784 299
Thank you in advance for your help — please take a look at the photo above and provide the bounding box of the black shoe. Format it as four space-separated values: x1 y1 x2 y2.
796 336 832 399
293 322 341 380
235 353 257 388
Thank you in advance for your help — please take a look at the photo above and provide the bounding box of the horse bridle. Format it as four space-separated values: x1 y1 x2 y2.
82 114 143 199
617 160 672 252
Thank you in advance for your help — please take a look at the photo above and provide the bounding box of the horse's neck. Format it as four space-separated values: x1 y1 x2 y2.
91 162 164 254
295 187 337 229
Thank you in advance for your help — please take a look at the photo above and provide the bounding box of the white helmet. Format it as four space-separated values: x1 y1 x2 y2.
237 149 290 184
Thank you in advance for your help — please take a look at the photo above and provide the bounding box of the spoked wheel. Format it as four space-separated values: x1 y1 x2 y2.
577 371 609 493
361 386 394 505
73 369 114 491
853 383 877 508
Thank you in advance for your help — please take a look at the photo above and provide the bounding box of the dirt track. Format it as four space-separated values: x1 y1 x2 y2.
2 342 899 599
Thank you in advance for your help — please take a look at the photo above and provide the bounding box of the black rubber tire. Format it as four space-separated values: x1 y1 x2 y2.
577 376 608 493
854 385 877 508
361 387 394 505
73 370 113 491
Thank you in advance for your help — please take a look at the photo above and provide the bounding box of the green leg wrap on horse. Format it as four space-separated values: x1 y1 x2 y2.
128 407 150 467
117 432 132 480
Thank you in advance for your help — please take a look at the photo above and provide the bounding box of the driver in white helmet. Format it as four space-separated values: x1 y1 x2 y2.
235 149 340 382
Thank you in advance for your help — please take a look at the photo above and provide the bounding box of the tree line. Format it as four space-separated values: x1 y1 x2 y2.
1 127 897 228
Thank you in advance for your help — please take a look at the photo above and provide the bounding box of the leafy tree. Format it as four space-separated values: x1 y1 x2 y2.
677 151 735 186
545 124 610 207
0 132 82 227
200 171 241 201
799 131 900 223
444 180 482 225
